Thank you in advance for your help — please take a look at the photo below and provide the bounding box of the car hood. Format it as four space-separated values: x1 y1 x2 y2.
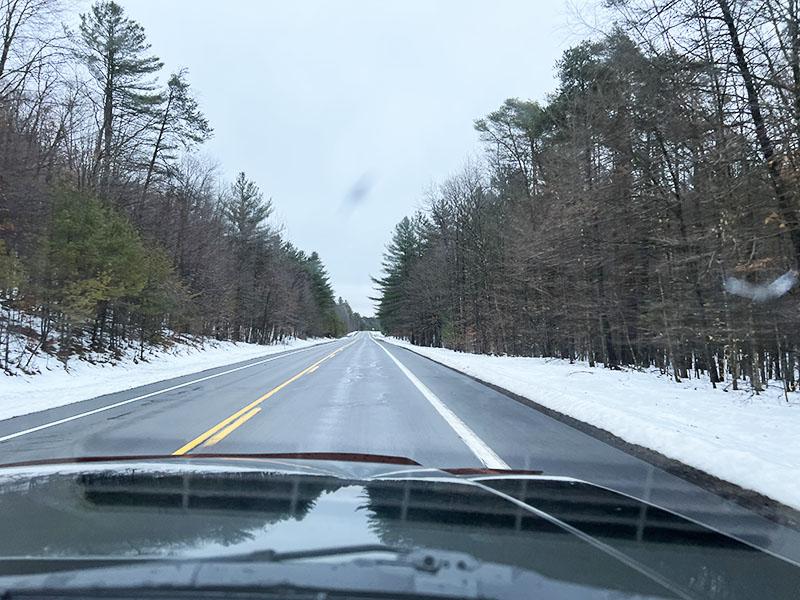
0 455 799 599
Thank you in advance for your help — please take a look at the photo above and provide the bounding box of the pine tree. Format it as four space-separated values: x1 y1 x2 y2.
222 172 273 244
221 172 274 340
373 216 422 340
75 1 163 189
142 70 212 201
304 251 340 336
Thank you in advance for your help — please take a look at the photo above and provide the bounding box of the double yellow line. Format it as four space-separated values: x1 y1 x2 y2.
172 341 354 455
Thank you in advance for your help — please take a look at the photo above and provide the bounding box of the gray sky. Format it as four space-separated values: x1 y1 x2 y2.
116 0 581 316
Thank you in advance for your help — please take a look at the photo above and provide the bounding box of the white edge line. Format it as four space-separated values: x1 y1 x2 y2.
0 341 339 443
372 337 509 470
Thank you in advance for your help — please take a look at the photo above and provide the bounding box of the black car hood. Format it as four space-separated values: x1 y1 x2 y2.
0 456 799 599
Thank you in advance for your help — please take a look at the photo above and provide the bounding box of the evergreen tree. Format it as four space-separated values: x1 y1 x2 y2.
142 70 212 200
373 216 422 340
0 0 346 374
222 172 273 243
221 172 273 340
75 1 163 189
304 251 341 336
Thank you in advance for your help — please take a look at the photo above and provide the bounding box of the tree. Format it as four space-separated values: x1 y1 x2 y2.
376 22 800 393
0 0 63 98
220 172 273 341
373 216 423 342
474 98 547 200
222 172 272 242
0 0 347 380
42 188 149 356
304 251 340 336
75 0 162 190
715 0 800 270
141 69 212 201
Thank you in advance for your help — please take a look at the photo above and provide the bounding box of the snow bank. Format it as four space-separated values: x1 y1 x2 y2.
378 335 800 510
0 337 332 421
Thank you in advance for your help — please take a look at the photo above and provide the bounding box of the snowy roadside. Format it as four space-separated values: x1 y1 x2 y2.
0 337 333 422
376 334 800 511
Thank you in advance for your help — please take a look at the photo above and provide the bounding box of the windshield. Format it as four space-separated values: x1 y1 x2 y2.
0 0 799 598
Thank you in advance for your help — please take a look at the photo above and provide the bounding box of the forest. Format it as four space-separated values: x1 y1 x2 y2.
0 0 368 373
375 0 800 392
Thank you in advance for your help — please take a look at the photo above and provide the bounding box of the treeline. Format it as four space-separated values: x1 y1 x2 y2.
376 0 800 393
0 1 345 372
333 298 379 334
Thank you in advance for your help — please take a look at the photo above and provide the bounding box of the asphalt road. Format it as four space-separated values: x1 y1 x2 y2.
1 331 799 562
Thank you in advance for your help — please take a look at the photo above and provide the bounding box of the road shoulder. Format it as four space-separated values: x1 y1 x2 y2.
377 336 800 530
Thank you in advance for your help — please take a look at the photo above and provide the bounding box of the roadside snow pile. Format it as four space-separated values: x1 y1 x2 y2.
0 336 331 421
379 335 800 510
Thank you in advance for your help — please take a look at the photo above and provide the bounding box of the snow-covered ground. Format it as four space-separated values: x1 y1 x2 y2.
0 336 332 421
378 335 800 511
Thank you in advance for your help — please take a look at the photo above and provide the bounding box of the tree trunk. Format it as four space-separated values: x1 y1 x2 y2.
718 0 800 268
142 88 173 203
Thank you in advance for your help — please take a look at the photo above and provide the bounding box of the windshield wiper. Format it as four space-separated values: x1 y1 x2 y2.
0 548 499 600
217 544 480 576
216 543 404 563
0 548 675 600
0 545 460 573
0 452 422 470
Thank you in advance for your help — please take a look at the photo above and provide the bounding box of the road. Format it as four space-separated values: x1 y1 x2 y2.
1 331 799 562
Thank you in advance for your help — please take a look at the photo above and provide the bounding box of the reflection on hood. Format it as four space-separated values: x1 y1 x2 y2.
1 467 799 599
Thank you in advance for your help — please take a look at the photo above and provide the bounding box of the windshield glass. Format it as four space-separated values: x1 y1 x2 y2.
0 1 799 598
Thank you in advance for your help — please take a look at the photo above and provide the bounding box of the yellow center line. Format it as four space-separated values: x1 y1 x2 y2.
203 407 261 447
172 340 356 455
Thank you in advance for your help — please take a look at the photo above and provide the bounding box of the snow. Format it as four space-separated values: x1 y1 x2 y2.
377 335 800 511
0 336 332 421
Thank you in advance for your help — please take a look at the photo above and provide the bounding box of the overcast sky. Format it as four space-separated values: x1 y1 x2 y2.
114 0 585 316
